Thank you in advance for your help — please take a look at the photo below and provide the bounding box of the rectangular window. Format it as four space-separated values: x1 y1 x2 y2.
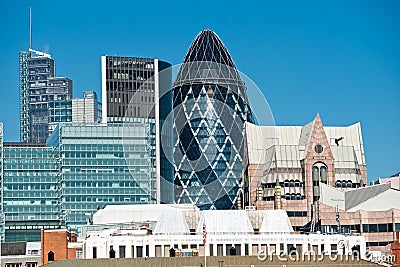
396 223 400 232
235 244 241 256
155 245 162 257
217 244 223 256
136 246 143 258
378 224 388 232
369 224 378 232
76 250 82 259
362 224 368 233
331 244 337 254
93 247 97 258
119 246 126 258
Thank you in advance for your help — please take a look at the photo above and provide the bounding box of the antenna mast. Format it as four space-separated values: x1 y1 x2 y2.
29 7 32 50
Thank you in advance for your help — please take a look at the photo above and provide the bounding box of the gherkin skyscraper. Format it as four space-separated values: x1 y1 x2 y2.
173 30 253 210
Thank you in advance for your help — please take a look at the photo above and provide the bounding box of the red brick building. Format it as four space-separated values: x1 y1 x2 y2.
41 229 82 264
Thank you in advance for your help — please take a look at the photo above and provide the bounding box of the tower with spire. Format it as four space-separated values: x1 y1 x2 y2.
19 8 72 143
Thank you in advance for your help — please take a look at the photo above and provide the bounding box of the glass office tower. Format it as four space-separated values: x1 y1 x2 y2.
2 142 60 242
173 30 253 210
47 123 157 232
101 56 174 204
19 49 72 143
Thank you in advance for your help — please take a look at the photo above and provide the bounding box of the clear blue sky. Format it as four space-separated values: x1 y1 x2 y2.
0 1 399 183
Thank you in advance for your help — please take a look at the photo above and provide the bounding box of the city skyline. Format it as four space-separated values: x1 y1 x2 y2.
0 1 399 183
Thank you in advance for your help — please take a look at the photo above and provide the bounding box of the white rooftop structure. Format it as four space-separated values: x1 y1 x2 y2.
347 188 400 212
92 204 198 225
319 182 400 212
196 210 254 234
153 209 190 234
259 210 294 234
90 204 294 235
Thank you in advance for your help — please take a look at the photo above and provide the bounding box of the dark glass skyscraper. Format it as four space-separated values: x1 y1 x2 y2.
173 30 253 210
19 49 72 143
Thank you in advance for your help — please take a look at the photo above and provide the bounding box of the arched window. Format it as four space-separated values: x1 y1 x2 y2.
336 181 342 188
320 166 327 184
289 180 295 187
294 180 300 187
284 180 289 187
48 251 54 262
312 166 319 182
347 181 352 188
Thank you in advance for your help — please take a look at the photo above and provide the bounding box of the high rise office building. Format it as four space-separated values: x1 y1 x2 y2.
47 123 158 232
101 56 174 203
19 49 72 143
101 56 171 123
72 91 102 123
1 142 60 242
173 30 254 210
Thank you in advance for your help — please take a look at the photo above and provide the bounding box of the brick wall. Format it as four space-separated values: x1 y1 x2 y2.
41 230 69 264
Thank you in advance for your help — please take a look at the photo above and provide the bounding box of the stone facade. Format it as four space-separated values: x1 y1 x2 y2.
244 115 400 253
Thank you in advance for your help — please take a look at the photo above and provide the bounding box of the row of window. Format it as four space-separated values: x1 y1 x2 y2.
4 184 56 190
284 194 304 200
63 181 138 188
362 223 398 233
287 211 307 217
322 223 400 234
366 242 390 247
336 181 360 188
4 192 57 198
63 195 150 203
4 205 57 212
5 263 37 267
62 152 152 158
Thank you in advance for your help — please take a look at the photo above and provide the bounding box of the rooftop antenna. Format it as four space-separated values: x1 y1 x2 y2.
29 7 33 50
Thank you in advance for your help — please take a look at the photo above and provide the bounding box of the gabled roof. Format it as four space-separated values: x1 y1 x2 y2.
299 119 315 147
245 116 365 166
259 210 294 233
153 209 190 234
196 210 254 234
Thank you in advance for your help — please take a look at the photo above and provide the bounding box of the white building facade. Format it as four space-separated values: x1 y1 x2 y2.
80 204 366 259
72 91 102 123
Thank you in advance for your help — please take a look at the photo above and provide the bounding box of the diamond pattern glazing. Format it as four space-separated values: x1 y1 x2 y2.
173 30 253 209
